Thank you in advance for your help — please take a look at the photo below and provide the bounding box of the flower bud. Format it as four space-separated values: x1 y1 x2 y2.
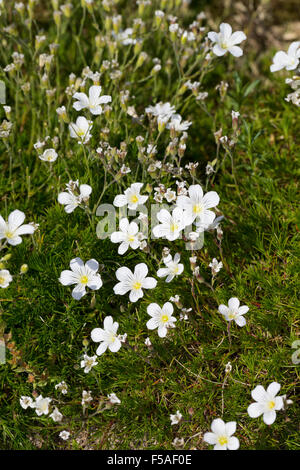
20 264 28 274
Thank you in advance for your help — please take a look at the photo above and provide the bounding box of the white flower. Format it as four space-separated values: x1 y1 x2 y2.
0 210 35 246
270 42 300 72
247 382 284 425
110 218 141 255
146 302 177 338
113 263 157 303
203 418 239 450
208 23 246 57
170 410 182 425
153 207 186 241
209 258 223 276
81 390 93 406
34 395 52 416
69 116 92 144
80 354 98 373
72 85 111 115
176 184 219 229
165 188 177 203
91 316 122 356
55 381 68 395
145 102 176 120
59 430 70 440
50 407 63 422
0 269 12 288
59 257 103 300
20 396 35 410
58 183 92 213
113 183 148 210
166 114 192 132
157 253 184 282
39 148 58 162
218 297 249 327
108 393 121 405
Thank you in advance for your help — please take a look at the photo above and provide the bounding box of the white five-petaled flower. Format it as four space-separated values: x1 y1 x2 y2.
80 354 98 373
170 410 182 425
72 85 112 115
208 23 246 57
0 269 12 288
34 395 52 416
270 41 300 72
145 102 176 120
203 418 240 450
153 207 186 241
0 210 35 246
59 257 103 300
39 148 58 162
146 302 177 338
20 396 35 410
59 430 70 440
176 184 220 230
108 393 121 405
69 116 93 144
247 382 283 425
55 381 68 395
209 258 223 276
113 263 157 303
218 297 249 327
157 253 184 282
113 183 148 210
166 114 192 132
110 218 141 255
50 407 63 422
91 315 122 356
58 183 92 213
81 390 93 406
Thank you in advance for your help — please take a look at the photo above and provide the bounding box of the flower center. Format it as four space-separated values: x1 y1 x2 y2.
170 223 179 233
128 235 135 243
77 129 85 137
218 436 228 446
220 41 229 50
172 265 179 274
268 400 275 410
40 401 48 412
193 204 203 215
0 276 5 285
130 195 139 204
80 275 89 285
5 230 14 239
109 333 116 343
161 314 169 323
133 281 142 290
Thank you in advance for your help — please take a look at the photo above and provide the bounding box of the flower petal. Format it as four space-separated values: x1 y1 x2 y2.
247 402 263 418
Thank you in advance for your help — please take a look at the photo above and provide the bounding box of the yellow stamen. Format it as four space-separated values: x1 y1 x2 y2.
268 400 275 410
161 314 169 323
133 281 142 290
131 195 138 204
80 275 89 285
5 231 14 239
218 436 228 446
0 277 5 285
193 204 203 214
170 223 179 232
